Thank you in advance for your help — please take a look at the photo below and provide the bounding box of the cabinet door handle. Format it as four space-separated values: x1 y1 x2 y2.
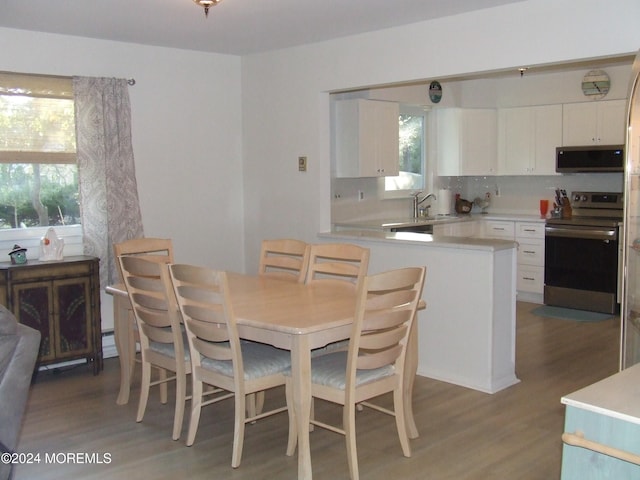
562 431 640 466
524 229 536 233
522 250 536 254
523 277 535 281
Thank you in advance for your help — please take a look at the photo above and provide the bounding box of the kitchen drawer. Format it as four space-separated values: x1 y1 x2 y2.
516 222 544 239
483 220 515 239
517 265 544 294
517 240 544 267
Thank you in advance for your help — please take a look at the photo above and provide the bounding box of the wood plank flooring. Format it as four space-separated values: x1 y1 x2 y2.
14 302 620 479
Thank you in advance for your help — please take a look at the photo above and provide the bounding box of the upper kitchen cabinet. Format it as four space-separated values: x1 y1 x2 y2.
335 98 399 178
436 108 497 176
562 99 626 146
498 104 562 175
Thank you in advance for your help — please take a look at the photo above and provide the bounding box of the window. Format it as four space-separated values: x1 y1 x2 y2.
0 72 79 230
385 105 426 197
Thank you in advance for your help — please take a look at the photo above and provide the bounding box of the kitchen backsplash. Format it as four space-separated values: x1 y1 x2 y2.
332 173 623 223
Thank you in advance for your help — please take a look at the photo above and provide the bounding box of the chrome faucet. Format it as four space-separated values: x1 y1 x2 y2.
412 192 436 218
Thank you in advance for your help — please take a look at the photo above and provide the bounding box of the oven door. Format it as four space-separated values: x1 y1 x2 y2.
544 224 619 313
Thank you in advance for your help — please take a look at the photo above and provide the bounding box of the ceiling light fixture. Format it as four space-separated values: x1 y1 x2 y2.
193 0 223 18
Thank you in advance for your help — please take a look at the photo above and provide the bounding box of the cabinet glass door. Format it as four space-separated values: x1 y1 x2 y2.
14 282 53 361
54 277 92 357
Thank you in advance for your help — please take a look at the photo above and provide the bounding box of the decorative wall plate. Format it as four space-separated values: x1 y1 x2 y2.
429 81 442 103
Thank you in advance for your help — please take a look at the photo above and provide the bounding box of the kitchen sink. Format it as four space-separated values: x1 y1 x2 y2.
388 224 434 234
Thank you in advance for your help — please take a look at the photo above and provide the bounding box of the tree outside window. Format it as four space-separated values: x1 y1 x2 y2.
385 107 426 194
0 90 79 229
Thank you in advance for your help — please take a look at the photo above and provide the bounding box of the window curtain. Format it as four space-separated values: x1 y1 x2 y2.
73 77 144 289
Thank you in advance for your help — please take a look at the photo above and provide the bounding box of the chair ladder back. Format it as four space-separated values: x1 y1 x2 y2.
259 239 310 283
349 266 426 375
169 264 239 365
119 256 182 346
305 243 370 286
114 237 174 282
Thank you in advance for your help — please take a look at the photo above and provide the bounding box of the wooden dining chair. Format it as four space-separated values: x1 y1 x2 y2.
118 255 190 441
254 238 310 414
112 237 175 404
306 243 370 356
285 266 426 480
305 243 370 288
258 238 310 283
169 263 292 468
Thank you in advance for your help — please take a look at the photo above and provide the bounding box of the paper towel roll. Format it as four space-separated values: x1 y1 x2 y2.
436 189 453 216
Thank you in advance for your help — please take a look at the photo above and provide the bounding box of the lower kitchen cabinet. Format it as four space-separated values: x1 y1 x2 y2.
561 364 640 479
481 219 545 299
0 255 103 374
482 220 515 239
515 222 544 295
432 220 479 237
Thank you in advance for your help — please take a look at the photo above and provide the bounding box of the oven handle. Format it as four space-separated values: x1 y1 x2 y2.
545 225 618 241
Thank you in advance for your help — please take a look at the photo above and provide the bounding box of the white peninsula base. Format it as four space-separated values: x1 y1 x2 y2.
318 231 520 394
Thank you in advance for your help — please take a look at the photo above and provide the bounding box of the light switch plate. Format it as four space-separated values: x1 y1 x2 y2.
298 156 307 172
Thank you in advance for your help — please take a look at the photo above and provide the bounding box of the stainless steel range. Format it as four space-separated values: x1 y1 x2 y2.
544 191 623 314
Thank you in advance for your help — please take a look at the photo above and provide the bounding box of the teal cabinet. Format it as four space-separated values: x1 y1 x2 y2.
561 365 640 478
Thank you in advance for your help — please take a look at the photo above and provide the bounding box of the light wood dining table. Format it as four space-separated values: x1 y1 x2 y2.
108 271 424 479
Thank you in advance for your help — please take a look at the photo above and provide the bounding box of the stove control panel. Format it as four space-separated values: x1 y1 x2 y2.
571 191 623 210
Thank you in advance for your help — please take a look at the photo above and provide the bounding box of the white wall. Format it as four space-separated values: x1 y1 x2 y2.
0 27 244 329
241 0 640 271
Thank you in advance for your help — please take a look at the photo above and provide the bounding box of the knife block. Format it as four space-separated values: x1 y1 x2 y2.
561 198 572 219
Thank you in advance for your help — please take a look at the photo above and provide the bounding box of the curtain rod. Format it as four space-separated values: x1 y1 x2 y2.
1 71 136 85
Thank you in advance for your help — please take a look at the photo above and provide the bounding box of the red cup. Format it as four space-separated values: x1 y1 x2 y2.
539 199 549 218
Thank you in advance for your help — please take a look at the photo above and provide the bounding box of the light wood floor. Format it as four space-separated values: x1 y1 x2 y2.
14 302 620 480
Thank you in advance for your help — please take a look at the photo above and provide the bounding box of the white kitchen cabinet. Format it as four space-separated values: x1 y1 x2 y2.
433 220 479 237
482 220 515 239
335 98 399 178
498 105 562 175
515 222 544 295
436 108 498 176
481 219 544 299
562 99 626 146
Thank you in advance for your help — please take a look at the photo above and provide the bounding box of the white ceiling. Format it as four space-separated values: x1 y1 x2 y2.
0 0 527 56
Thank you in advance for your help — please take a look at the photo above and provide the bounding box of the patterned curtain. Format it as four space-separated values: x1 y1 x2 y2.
73 77 144 289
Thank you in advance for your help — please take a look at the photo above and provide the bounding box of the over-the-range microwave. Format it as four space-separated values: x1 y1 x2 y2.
556 145 624 173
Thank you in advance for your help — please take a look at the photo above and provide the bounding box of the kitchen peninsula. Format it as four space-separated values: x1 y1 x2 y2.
318 228 519 394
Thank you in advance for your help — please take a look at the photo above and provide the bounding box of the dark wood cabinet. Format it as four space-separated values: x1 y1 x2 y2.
0 256 103 374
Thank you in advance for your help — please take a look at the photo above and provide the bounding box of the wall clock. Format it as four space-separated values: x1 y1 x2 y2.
581 69 610 99
429 81 442 103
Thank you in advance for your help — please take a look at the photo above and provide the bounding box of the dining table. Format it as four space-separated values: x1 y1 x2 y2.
107 271 424 479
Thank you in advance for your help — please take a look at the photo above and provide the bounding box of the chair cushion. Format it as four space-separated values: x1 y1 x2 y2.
149 330 190 360
200 340 291 380
303 351 394 390
311 339 349 358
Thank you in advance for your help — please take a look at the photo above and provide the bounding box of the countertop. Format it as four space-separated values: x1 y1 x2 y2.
561 363 640 425
319 229 517 252
333 213 545 231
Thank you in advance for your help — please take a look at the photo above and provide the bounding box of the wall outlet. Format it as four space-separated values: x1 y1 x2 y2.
358 190 364 201
298 156 307 172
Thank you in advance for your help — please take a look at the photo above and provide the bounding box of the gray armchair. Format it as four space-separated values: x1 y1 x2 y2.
0 304 40 480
